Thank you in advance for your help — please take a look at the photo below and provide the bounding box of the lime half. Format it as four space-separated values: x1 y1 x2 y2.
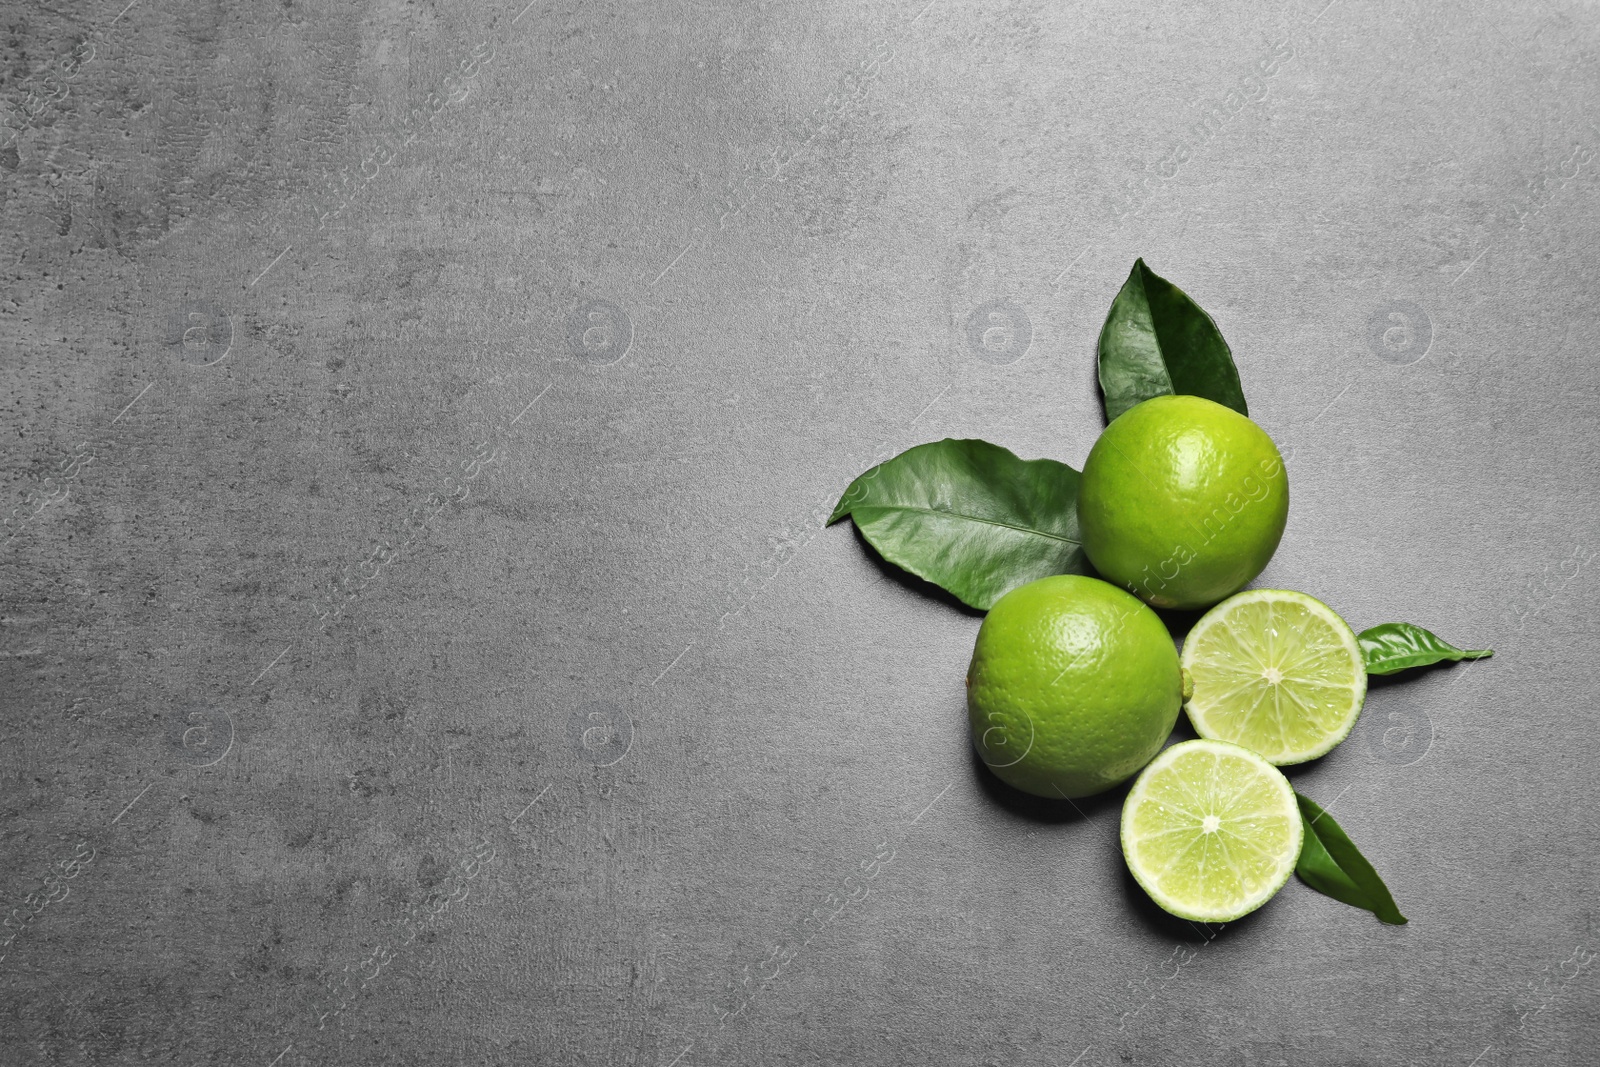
1121 739 1303 922
1180 589 1367 765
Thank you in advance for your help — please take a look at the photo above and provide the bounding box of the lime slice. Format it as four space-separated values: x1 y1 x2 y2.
1180 589 1367 765
1121 739 1303 922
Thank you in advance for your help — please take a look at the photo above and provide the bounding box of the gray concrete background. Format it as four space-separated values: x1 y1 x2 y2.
2 0 1597 1063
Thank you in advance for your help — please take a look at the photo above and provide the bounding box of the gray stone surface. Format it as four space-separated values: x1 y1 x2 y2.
2 0 1598 1063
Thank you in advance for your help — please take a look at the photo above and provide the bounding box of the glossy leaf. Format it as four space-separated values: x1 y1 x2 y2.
1295 793 1407 925
1358 622 1492 676
828 439 1087 610
1096 258 1248 422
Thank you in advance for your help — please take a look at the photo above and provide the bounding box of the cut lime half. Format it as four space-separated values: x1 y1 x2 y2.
1121 739 1303 923
1180 589 1367 765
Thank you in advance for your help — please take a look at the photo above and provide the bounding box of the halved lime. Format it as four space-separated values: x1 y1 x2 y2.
1180 589 1367 765
1121 738 1303 922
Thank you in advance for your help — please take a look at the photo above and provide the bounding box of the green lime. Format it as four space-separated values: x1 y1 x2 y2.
967 574 1182 799
1180 589 1367 765
1121 738 1302 922
1077 394 1289 611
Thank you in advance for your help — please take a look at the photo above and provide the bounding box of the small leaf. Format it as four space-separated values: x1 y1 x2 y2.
1358 622 1493 676
1295 793 1407 925
828 439 1087 611
1096 258 1248 422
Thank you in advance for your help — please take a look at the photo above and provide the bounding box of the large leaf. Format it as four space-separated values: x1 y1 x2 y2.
828 439 1087 610
1295 793 1407 925
1358 622 1492 676
1097 258 1248 422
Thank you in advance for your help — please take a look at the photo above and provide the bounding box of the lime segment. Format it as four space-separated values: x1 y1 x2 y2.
1180 589 1367 765
1121 739 1303 922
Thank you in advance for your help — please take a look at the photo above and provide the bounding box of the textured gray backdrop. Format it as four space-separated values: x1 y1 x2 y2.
2 0 1597 1064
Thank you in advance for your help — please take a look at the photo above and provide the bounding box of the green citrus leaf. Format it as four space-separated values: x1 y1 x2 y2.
828 439 1088 611
1358 622 1493 676
1295 793 1407 925
1097 258 1248 422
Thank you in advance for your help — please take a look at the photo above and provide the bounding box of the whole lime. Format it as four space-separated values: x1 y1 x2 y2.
1077 394 1288 611
967 574 1182 799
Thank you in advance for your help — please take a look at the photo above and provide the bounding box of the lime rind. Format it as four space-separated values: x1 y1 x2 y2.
966 575 1183 799
1120 738 1303 923
1180 589 1367 766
